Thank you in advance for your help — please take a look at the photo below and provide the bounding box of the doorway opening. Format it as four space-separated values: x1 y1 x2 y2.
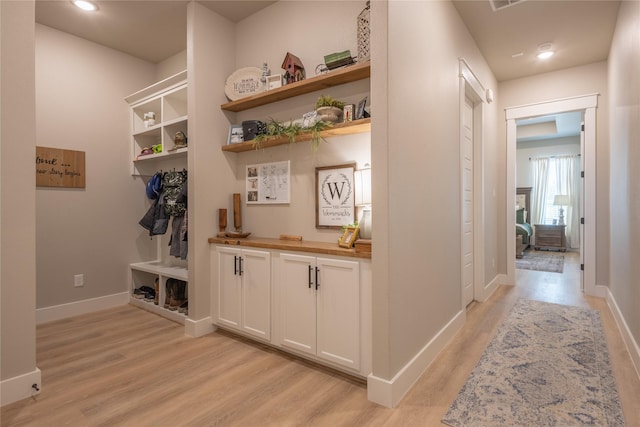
514 112 583 296
505 94 602 297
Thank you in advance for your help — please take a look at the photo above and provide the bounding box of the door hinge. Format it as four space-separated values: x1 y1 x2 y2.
581 264 584 271
581 217 584 224
581 171 584 178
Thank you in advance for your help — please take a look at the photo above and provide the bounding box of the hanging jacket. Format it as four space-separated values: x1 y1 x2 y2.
139 195 169 236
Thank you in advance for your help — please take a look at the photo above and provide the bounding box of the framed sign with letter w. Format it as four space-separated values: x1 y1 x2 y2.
315 163 356 229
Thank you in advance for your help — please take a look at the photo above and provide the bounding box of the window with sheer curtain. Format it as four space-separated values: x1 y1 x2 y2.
531 155 581 249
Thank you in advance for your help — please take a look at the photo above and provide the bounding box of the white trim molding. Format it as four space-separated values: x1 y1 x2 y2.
367 310 465 407
1 368 41 407
185 316 216 338
459 58 487 104
606 288 640 379
478 274 505 302
505 94 599 296
458 58 487 307
36 292 129 324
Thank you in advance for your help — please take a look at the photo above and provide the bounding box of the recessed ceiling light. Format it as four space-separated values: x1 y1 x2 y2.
72 0 98 11
537 43 554 59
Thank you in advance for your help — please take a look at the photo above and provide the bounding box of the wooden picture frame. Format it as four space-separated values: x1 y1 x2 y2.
356 96 367 119
338 226 359 248
316 163 356 229
266 74 282 90
228 124 244 145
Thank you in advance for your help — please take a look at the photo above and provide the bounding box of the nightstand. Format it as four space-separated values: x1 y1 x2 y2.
533 224 566 251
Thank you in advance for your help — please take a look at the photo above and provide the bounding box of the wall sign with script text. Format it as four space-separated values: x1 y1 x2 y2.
315 164 355 229
35 147 86 188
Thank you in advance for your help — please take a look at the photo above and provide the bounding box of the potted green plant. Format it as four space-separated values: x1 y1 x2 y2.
315 95 345 123
252 118 332 151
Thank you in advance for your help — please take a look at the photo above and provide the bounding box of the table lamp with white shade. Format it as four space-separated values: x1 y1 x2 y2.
553 194 570 225
354 164 372 239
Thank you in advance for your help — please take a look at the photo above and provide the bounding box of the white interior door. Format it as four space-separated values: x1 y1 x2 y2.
579 121 585 291
462 96 474 305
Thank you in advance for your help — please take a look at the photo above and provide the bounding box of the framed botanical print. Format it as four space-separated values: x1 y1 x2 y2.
315 163 356 229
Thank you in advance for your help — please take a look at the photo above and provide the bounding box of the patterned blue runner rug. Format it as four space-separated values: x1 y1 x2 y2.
442 299 625 426
516 251 564 273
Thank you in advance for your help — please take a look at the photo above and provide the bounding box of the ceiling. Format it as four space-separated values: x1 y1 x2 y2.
516 111 582 143
35 1 276 63
452 0 620 82
36 0 621 80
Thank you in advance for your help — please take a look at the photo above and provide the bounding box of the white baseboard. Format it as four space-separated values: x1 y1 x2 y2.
1 368 41 407
478 274 505 302
592 284 608 299
36 292 129 324
367 309 465 407
185 316 215 338
605 288 640 380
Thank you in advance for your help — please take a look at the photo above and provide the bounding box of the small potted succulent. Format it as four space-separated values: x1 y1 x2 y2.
315 95 345 123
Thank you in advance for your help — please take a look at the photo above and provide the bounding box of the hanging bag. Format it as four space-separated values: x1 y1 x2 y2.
163 170 187 217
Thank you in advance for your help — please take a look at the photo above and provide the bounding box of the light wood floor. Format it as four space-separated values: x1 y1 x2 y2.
3 250 639 426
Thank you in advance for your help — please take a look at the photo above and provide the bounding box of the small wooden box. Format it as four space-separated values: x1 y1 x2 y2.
355 239 372 254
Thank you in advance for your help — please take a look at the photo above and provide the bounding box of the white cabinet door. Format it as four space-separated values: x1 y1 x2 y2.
217 247 241 330
241 249 271 340
279 253 316 356
316 258 360 370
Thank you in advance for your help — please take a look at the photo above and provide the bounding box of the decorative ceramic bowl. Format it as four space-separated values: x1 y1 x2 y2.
316 106 343 123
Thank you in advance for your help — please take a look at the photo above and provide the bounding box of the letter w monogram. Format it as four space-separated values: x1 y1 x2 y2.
325 181 345 200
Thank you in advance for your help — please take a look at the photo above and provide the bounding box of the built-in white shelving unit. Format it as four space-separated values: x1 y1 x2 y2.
126 71 189 323
126 70 188 176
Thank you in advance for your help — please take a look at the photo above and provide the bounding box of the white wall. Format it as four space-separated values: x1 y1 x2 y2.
608 0 640 359
157 49 186 81
187 2 235 320
35 24 157 309
371 0 499 386
498 62 609 286
1 0 39 405
516 136 580 187
230 1 370 243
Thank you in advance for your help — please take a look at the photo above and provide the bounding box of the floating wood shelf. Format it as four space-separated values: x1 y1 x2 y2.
221 119 371 153
220 62 371 112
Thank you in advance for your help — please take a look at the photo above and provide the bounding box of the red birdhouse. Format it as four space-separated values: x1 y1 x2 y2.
281 52 306 84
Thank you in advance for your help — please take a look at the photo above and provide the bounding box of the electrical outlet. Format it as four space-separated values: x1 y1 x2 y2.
74 274 84 287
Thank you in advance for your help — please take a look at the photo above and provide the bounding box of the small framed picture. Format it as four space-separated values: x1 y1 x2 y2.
228 124 244 145
246 161 290 204
356 97 368 120
343 104 355 122
339 226 360 248
266 74 282 90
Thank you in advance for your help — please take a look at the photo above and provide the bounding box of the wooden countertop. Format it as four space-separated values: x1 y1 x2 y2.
208 236 371 259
